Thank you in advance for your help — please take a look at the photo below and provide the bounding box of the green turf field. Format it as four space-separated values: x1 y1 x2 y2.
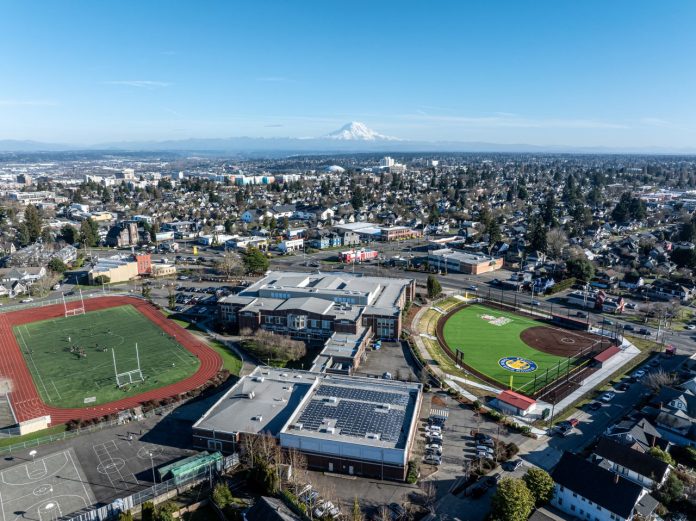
442 304 569 392
13 305 200 408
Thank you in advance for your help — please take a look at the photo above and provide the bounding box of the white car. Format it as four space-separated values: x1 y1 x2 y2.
20 298 34 303
425 443 442 455
685 325 696 330
314 501 340 518
632 370 646 379
427 431 443 442
476 445 494 454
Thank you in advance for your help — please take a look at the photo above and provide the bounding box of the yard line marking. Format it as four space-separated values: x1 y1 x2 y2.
15 325 52 403
50 380 62 400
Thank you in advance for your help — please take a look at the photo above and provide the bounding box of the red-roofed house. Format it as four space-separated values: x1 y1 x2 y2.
494 390 537 416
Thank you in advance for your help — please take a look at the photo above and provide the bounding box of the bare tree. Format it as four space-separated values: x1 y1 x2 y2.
374 506 392 521
284 448 308 489
643 369 677 393
546 228 568 262
216 250 244 279
421 481 437 513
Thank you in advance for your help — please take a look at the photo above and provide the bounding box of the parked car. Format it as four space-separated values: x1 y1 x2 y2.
623 324 635 331
314 500 340 519
589 401 603 411
388 502 406 520
468 285 479 291
486 473 502 486
577 311 588 318
424 454 442 465
616 382 630 391
425 443 442 455
531 300 541 307
685 324 696 330
602 318 615 326
474 432 493 443
600 391 616 402
427 432 443 442
632 369 646 379
638 328 651 336
20 298 34 303
503 459 524 471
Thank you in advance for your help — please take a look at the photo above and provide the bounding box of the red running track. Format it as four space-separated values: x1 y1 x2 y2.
0 296 222 425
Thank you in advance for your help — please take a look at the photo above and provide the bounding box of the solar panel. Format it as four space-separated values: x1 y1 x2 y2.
315 384 409 406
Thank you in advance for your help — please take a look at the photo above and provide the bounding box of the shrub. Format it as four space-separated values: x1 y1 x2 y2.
406 460 420 484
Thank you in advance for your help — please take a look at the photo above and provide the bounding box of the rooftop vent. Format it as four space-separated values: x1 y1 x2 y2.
293 423 303 430
377 403 391 411
246 391 256 400
253 376 265 383
280 373 289 377
322 427 335 434
365 433 381 440
252 415 263 422
324 396 338 404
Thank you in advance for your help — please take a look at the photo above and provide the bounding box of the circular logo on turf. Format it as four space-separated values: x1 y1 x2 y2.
499 357 538 373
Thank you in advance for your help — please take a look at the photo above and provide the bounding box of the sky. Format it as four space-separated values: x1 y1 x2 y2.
1 1 696 148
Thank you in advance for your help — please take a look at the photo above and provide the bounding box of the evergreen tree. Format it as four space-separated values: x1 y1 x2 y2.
24 204 43 243
427 275 442 299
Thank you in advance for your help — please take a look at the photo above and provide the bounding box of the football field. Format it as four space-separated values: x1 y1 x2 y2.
12 304 200 408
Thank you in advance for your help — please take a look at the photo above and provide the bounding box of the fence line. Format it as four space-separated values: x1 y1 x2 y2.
64 453 239 521
0 402 180 455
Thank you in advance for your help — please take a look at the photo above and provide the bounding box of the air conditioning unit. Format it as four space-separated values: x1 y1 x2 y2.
246 391 255 399
322 427 335 434
252 415 263 422
293 423 303 430
324 396 338 403
253 376 265 383
365 433 380 440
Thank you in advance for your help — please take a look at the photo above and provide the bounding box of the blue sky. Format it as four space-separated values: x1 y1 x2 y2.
1 1 695 147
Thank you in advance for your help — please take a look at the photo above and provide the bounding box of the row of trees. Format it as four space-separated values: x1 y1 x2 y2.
491 468 555 521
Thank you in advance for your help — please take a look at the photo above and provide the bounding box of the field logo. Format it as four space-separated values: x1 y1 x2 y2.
479 314 512 327
499 356 538 373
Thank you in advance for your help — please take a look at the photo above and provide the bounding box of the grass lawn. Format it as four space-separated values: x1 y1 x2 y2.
13 305 200 408
442 304 568 392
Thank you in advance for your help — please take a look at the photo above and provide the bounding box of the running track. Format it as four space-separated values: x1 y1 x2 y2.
0 296 222 424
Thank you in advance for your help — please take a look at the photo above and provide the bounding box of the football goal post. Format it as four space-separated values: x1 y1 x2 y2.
63 288 86 318
113 344 144 387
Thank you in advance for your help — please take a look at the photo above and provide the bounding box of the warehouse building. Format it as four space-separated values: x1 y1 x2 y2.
192 367 422 481
427 248 503 275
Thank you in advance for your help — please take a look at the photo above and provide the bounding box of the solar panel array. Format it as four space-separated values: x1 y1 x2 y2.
315 384 409 407
297 400 405 442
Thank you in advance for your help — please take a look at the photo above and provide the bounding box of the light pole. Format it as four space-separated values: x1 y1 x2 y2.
149 451 156 484
29 449 37 464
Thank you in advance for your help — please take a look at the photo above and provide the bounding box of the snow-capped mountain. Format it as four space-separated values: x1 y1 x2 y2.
323 121 399 141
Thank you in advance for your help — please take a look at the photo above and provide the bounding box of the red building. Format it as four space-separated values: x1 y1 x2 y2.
134 253 152 275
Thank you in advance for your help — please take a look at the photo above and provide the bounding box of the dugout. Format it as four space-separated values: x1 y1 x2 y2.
157 451 223 484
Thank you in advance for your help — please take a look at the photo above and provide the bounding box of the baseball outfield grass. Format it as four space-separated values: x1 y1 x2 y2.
12 305 200 408
442 304 568 392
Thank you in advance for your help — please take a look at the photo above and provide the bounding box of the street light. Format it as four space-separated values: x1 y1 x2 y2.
29 450 37 463
149 451 156 484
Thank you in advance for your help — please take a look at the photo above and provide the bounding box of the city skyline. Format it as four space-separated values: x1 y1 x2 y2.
1 1 695 149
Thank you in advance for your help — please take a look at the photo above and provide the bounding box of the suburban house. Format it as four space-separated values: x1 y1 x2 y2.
604 417 668 452
650 387 696 446
591 437 670 490
550 452 659 521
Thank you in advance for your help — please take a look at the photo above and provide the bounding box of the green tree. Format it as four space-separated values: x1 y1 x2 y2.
24 204 43 243
118 511 134 521
142 284 152 301
60 224 78 244
566 257 595 282
491 478 535 521
351 497 364 521
670 248 696 269
249 461 279 495
79 218 99 247
212 482 235 508
141 502 155 521
427 275 442 299
526 216 547 253
243 247 270 274
351 187 364 210
93 275 110 285
48 257 68 273
648 446 675 466
657 473 684 506
522 468 555 506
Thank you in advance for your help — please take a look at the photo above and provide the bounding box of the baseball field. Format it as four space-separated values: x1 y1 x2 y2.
12 304 201 408
440 304 603 392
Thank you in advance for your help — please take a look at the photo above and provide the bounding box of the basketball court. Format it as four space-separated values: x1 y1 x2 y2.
0 448 95 521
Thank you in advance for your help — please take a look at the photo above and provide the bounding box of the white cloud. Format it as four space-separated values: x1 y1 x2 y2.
397 113 630 130
103 80 171 88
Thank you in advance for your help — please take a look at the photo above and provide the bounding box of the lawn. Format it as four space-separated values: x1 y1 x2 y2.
442 304 568 392
13 304 201 408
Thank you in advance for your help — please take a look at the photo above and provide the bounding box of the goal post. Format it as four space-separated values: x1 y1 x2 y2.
63 288 86 318
113 344 144 388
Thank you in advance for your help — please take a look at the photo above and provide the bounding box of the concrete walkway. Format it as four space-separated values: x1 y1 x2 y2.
192 318 257 376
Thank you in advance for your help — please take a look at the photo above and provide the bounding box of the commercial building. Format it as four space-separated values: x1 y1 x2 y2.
218 271 415 341
192 367 422 481
427 248 503 275
333 222 421 242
